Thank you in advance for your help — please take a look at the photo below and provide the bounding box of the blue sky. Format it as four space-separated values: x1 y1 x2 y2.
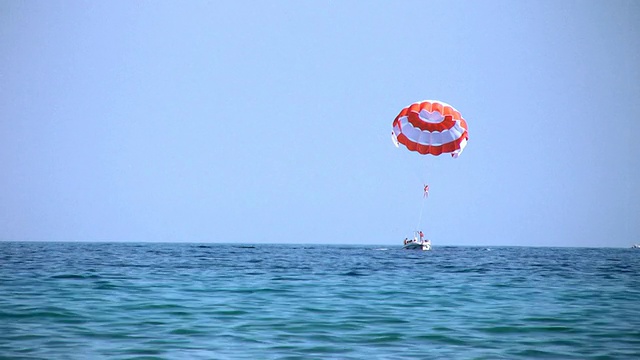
1 1 638 247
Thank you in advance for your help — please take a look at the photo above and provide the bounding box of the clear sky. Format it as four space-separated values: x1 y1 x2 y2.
1 1 639 247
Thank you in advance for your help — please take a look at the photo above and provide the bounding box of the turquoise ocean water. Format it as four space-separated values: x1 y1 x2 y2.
1 242 639 359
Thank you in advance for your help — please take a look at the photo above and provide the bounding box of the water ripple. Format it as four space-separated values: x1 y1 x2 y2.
1 243 639 359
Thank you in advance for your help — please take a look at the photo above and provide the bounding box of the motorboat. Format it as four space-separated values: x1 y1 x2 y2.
403 239 431 251
632 244 640 249
403 231 431 251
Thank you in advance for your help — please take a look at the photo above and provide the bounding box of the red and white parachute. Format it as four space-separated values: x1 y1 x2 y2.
391 100 469 158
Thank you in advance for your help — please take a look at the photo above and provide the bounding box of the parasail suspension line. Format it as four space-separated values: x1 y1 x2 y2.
414 160 431 233
416 192 426 232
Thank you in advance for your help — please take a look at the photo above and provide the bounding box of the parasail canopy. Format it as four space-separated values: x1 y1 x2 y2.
392 100 469 157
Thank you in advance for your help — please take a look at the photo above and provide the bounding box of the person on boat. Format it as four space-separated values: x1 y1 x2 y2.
419 231 424 241
403 238 408 245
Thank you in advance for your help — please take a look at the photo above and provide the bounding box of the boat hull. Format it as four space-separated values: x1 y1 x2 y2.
403 242 431 251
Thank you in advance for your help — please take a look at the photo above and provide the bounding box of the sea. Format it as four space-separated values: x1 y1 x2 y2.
1 242 639 360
